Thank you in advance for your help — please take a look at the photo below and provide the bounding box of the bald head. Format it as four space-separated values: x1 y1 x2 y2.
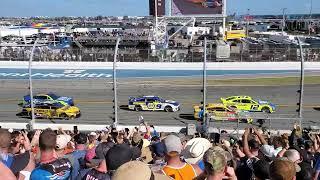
284 149 301 163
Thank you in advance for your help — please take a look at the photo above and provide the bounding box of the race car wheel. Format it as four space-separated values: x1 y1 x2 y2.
246 118 254 124
229 106 237 110
61 114 69 120
134 106 142 111
261 107 271 113
164 106 173 112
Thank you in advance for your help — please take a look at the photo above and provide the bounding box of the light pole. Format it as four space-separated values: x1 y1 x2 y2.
281 8 287 35
309 0 313 36
28 38 39 130
246 9 250 37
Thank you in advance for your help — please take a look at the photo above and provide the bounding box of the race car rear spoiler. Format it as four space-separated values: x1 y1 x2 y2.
129 96 136 102
220 98 227 103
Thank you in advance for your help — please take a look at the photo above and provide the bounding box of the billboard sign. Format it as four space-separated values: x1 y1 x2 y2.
171 0 223 16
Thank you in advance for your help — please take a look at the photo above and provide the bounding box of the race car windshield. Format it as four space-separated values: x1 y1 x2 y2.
53 102 64 108
47 93 59 100
226 97 236 101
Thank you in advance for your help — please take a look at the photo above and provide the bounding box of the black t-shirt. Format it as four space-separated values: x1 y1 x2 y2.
236 156 258 180
82 169 111 180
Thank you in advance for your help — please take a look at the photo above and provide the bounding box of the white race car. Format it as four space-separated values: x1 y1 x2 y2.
128 96 180 112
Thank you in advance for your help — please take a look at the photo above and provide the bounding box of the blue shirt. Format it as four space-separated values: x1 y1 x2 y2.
65 150 87 180
31 158 72 180
0 153 14 168
198 160 205 171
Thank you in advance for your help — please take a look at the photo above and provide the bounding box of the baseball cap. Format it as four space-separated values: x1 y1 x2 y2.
210 146 233 162
260 145 276 158
105 144 133 170
56 134 71 150
203 148 227 175
163 135 182 154
90 132 97 136
182 138 212 164
112 161 170 180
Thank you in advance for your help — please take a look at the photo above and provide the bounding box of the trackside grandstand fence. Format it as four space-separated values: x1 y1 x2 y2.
15 39 309 133
0 47 320 62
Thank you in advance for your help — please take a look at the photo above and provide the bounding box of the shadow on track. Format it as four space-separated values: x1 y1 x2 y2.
179 113 197 121
119 105 131 111
314 107 320 111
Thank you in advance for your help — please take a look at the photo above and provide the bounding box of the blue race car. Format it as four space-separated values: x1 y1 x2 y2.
19 93 74 107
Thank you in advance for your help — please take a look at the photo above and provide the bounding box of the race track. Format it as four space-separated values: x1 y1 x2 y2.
0 77 320 131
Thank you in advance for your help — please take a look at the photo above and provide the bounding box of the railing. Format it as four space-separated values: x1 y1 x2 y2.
0 46 320 62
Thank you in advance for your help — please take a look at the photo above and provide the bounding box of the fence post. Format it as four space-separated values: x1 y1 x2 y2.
113 38 121 127
28 38 39 131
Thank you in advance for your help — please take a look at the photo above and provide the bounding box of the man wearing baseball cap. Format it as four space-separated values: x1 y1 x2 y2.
203 148 237 180
162 135 202 180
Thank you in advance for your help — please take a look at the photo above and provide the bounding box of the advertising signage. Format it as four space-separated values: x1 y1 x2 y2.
171 0 223 16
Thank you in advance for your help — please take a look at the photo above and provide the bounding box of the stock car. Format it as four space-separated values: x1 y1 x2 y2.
128 96 180 112
17 102 81 120
19 93 74 107
220 96 276 113
188 0 222 8
193 103 253 123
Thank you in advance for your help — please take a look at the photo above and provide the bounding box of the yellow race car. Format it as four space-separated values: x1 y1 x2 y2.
193 103 253 123
17 102 81 120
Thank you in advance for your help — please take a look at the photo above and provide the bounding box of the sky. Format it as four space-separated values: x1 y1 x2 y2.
0 0 319 17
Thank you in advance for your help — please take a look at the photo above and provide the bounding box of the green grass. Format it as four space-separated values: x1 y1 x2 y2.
210 76 320 86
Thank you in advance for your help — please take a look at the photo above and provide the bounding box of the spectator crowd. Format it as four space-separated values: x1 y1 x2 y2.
1 121 320 180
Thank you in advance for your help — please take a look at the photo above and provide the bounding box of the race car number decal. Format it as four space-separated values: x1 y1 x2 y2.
147 103 155 109
251 105 259 110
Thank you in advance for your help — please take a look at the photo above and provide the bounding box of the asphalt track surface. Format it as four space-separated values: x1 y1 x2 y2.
0 76 320 131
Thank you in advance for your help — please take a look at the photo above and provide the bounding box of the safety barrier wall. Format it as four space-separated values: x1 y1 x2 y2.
1 61 320 70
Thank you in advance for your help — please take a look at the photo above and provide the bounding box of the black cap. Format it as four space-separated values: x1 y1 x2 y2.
105 144 133 170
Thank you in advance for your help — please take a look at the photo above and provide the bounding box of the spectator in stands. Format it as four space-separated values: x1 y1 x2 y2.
252 160 270 180
162 134 202 180
0 129 14 167
0 161 16 180
203 147 237 180
270 159 296 180
182 138 211 171
113 161 170 180
105 143 133 177
78 141 113 180
30 129 72 180
88 132 98 149
65 133 87 180
56 134 72 157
